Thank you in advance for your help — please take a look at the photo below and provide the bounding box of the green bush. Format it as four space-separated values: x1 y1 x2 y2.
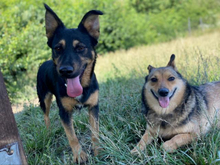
0 0 219 102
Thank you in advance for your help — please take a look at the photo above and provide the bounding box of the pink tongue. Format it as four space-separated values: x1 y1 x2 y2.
158 97 170 108
66 76 83 97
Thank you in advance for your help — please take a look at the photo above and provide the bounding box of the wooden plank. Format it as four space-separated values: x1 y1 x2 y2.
0 70 28 164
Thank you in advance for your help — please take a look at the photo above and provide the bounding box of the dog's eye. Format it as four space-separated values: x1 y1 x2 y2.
151 78 158 82
168 77 175 81
76 45 85 52
54 46 62 52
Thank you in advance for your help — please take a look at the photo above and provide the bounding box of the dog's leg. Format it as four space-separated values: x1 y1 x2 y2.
84 90 99 156
162 133 197 152
43 93 53 129
58 97 88 163
131 129 154 154
61 117 88 163
89 105 99 156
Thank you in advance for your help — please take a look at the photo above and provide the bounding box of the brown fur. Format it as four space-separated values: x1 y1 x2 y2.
73 40 80 47
131 54 220 154
60 97 79 112
81 61 95 87
61 120 87 162
84 90 99 107
89 109 99 156
83 15 101 39
44 92 53 129
59 39 66 48
91 50 95 59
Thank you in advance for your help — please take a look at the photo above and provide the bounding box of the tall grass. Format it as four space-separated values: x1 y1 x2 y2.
95 31 220 84
15 31 220 164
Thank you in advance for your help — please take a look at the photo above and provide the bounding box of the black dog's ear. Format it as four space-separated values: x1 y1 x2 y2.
167 54 177 70
78 10 103 41
148 65 155 73
44 4 65 46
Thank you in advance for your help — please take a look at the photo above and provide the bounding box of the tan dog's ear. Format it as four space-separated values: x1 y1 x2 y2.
167 54 177 70
148 65 155 73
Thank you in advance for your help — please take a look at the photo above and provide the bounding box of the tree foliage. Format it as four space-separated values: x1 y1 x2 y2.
0 0 219 101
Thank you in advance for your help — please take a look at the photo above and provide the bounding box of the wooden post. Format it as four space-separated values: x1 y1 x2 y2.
0 70 28 164
200 17 204 31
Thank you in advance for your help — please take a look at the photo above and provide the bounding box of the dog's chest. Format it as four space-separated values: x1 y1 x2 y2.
146 111 175 129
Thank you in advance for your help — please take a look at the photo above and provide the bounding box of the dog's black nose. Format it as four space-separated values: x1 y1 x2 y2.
158 88 169 97
59 66 74 75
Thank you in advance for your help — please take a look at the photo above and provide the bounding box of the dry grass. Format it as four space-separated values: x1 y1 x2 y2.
96 31 220 83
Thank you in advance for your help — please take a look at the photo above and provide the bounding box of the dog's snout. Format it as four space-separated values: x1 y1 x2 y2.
158 88 169 97
59 66 74 75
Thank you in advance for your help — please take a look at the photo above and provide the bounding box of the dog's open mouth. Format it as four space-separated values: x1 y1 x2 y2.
151 88 177 108
66 65 87 98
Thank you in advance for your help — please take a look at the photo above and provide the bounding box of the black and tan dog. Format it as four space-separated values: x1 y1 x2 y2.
131 54 220 154
37 4 103 163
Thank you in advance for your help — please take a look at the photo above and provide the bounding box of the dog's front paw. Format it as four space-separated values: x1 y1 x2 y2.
73 150 88 164
162 140 177 153
93 146 102 156
131 147 141 155
131 141 147 155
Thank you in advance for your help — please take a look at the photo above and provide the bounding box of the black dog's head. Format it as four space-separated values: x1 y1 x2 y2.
44 4 103 97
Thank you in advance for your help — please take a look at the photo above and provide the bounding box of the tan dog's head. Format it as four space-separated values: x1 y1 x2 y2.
144 55 186 114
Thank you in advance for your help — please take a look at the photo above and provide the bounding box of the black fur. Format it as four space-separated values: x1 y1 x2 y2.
37 4 102 124
36 4 103 161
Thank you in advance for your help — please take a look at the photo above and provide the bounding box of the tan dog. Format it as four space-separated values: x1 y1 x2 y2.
131 54 220 154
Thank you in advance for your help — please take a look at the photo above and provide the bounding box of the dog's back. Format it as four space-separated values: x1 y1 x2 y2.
199 81 220 132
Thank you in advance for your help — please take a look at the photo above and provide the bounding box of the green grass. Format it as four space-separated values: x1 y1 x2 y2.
15 31 220 164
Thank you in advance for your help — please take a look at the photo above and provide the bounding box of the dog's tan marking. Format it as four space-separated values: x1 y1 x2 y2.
81 61 94 87
131 129 154 154
59 39 66 48
73 40 80 47
152 119 201 140
89 109 99 156
53 40 65 66
145 68 186 115
61 97 78 112
61 120 88 163
85 90 99 155
91 50 96 59
83 15 100 39
53 55 60 65
84 90 98 107
44 92 53 129
163 133 197 153
166 78 186 113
